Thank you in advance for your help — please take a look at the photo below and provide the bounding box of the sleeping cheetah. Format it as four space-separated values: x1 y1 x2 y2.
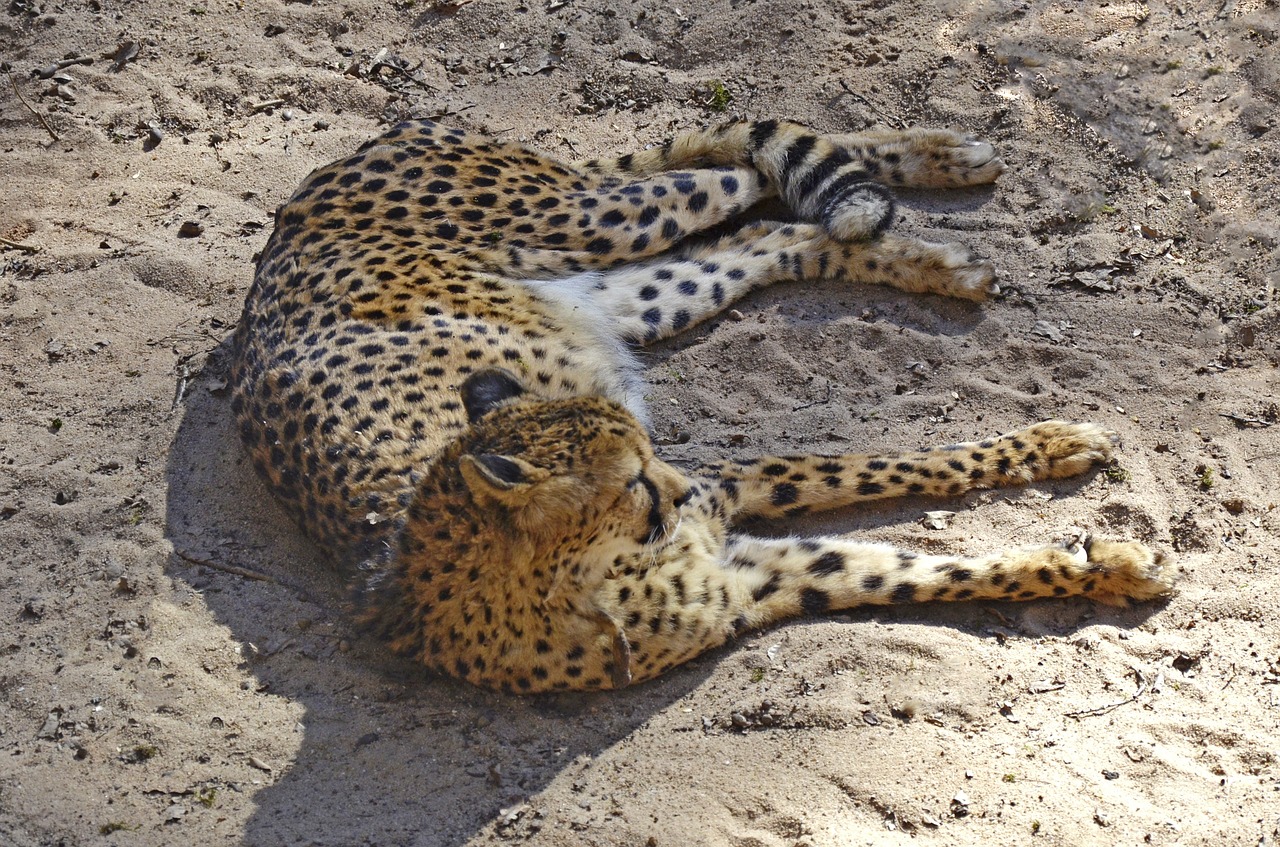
230 118 1175 692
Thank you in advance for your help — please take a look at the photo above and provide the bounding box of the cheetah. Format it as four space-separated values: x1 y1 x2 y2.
230 117 1176 693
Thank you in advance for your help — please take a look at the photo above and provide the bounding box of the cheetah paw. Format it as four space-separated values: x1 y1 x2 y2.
931 242 1000 301
1020 420 1117 479
908 130 1006 188
1061 531 1178 606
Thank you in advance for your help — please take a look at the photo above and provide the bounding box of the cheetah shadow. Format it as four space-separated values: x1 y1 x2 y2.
165 339 724 846
165 321 1161 845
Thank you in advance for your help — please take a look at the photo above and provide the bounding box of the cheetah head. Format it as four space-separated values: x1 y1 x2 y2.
454 369 691 558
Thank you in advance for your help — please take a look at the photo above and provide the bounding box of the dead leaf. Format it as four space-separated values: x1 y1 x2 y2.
108 41 140 72
1049 267 1120 292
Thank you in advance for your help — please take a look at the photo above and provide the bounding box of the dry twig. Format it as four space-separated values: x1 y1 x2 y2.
1065 667 1148 719
174 548 278 584
1219 412 1273 429
0 236 40 253
4 65 60 141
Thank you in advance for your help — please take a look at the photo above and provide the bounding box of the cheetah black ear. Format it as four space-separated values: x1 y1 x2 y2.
466 454 528 489
460 368 526 423
459 453 548 504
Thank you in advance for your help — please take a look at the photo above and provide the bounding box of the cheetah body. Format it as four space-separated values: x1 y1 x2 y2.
232 118 1175 692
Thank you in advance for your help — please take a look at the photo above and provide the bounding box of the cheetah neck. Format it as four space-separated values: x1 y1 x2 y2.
519 272 650 426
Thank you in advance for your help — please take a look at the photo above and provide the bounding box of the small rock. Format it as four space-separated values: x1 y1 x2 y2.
1094 808 1111 827
21 597 45 621
164 804 186 823
921 510 955 530
1032 320 1065 343
727 309 745 321
247 755 272 772
951 790 971 817
37 710 61 739
177 221 204 238
1222 498 1245 515
1103 769 1120 780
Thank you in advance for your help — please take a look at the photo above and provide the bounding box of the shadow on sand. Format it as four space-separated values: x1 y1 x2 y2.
164 339 719 846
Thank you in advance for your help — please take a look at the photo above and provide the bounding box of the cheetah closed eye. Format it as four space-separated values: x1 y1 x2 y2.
230 117 1177 693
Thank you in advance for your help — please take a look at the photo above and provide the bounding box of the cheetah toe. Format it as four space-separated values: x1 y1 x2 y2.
1062 532 1178 606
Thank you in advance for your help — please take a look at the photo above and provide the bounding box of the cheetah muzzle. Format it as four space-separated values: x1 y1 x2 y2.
230 117 1177 693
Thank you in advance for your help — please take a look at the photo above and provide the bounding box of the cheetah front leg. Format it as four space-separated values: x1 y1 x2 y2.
719 531 1174 638
698 420 1118 521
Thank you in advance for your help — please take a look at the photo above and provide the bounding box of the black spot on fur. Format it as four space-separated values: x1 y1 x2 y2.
808 551 845 575
800 588 830 615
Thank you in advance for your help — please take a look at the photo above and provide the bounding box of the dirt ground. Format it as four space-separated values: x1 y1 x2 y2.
2 0 1278 844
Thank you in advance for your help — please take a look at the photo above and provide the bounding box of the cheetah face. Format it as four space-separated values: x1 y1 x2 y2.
456 370 691 555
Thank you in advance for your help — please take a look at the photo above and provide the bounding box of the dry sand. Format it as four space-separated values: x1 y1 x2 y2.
2 0 1278 844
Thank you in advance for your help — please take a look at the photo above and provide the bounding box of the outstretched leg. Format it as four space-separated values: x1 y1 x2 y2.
588 221 996 344
578 120 1005 230
721 531 1173 627
698 420 1118 521
599 529 1174 685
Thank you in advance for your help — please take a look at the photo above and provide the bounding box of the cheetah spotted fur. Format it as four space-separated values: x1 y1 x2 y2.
231 118 1176 692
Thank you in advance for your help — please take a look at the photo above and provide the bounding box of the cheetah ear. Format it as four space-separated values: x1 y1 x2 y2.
460 368 526 423
459 453 548 504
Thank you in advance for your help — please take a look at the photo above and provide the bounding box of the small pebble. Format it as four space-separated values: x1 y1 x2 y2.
178 221 204 238
727 309 745 321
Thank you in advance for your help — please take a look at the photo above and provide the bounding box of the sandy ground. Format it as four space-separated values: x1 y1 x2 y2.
2 0 1279 844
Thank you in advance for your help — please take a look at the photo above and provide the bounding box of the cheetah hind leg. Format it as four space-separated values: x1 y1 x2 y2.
827 126 1007 190
590 220 1001 348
